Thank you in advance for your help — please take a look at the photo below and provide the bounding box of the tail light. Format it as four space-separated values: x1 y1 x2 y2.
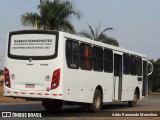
4 68 11 88
50 69 60 90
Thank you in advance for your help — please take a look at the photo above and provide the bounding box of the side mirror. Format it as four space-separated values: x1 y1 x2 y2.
148 61 153 76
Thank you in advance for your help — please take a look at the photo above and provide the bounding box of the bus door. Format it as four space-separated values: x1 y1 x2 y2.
142 60 148 98
113 53 122 101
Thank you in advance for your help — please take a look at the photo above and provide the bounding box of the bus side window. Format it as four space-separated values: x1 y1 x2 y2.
80 43 92 70
104 49 113 73
123 54 130 75
130 55 136 75
93 46 103 71
136 57 142 76
66 39 79 69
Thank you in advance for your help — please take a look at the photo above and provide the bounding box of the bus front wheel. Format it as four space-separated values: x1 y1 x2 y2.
88 89 102 112
42 99 63 112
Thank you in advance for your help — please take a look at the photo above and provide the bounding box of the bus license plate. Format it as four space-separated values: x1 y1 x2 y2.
25 84 35 88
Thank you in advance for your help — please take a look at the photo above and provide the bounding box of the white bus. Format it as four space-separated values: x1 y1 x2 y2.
3 30 153 112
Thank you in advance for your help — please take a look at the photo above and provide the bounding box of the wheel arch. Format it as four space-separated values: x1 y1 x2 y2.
135 87 140 100
95 85 103 102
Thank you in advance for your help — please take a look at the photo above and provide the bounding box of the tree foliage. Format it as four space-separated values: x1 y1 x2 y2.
148 59 160 92
21 0 82 33
79 22 119 47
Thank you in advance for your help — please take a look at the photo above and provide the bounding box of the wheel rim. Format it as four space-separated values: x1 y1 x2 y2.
95 95 101 109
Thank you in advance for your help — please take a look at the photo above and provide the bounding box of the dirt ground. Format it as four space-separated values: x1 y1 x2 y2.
0 85 3 96
0 85 26 103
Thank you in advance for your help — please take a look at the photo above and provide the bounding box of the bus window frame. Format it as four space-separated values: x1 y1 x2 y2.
66 39 80 69
80 43 93 71
8 30 59 60
93 46 103 72
104 49 113 73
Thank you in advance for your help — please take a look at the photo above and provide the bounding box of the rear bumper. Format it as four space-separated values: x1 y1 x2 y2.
3 86 63 100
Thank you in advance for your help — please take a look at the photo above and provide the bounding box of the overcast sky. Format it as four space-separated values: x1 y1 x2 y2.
0 0 160 69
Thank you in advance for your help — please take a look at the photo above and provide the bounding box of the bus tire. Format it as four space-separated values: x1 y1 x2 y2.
42 99 63 112
88 89 102 112
128 91 138 107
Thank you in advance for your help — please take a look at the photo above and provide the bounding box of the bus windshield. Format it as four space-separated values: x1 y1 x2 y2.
8 31 58 60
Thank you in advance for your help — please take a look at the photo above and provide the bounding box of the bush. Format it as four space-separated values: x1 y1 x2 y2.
0 70 4 75
0 80 3 86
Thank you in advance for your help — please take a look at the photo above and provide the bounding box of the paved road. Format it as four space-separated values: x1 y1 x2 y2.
0 95 159 119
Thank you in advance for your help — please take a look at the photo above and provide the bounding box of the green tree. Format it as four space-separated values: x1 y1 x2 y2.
79 22 119 46
148 59 160 92
21 0 82 33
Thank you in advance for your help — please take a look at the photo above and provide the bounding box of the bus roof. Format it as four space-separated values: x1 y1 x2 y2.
8 30 147 59
62 31 147 59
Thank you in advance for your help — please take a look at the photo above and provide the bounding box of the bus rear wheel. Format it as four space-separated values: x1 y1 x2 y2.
128 91 138 107
42 99 63 112
88 89 102 112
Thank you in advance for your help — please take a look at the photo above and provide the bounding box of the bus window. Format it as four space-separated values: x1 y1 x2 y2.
66 39 79 69
80 43 92 70
123 54 130 75
93 46 103 71
136 57 142 76
130 55 136 75
8 31 58 60
104 49 113 73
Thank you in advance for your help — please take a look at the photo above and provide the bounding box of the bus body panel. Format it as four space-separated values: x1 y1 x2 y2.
5 59 55 91
99 73 114 102
3 30 151 106
4 30 64 100
121 75 138 101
